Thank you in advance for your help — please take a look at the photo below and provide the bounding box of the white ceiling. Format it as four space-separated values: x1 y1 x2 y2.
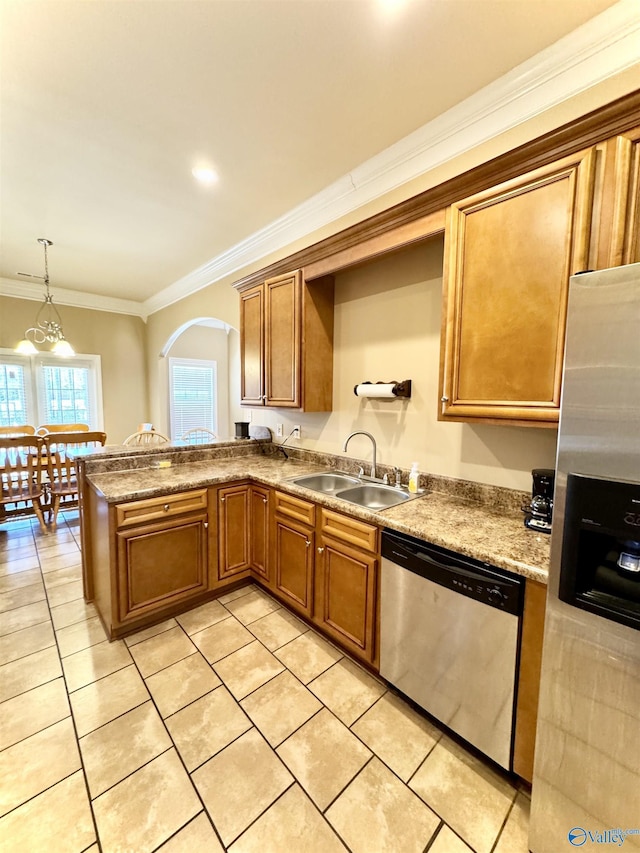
0 0 628 313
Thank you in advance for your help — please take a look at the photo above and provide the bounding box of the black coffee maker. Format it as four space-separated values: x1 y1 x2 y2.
523 468 555 533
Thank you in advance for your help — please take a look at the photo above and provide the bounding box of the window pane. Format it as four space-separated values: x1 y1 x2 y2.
42 365 91 425
0 363 28 426
170 360 217 439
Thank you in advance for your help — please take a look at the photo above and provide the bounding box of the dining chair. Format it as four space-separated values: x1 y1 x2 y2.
43 431 107 528
0 436 47 532
0 425 36 436
123 428 170 446
35 423 90 436
180 427 217 445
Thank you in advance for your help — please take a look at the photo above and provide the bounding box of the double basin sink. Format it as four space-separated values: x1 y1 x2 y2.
287 471 416 510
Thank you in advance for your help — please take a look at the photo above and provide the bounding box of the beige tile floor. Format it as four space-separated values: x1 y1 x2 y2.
0 512 532 853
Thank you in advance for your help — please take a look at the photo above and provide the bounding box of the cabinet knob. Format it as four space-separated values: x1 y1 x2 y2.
262 395 267 401
263 497 268 504
204 522 208 529
441 395 449 403
163 504 170 512
220 497 225 503
317 546 324 554
305 539 311 547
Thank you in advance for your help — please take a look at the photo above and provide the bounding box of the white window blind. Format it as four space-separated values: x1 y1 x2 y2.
169 358 217 440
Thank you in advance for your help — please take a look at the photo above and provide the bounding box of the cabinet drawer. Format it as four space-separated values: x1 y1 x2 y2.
320 509 378 553
274 490 315 526
116 489 208 529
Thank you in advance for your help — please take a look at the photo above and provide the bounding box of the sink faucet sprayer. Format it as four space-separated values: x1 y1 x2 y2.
342 431 377 480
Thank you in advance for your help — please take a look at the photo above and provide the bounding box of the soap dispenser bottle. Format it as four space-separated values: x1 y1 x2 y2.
408 462 420 493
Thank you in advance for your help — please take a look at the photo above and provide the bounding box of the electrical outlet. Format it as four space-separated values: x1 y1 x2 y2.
293 425 301 439
276 423 283 437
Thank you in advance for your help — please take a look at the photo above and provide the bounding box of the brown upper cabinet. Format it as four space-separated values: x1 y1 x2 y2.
239 270 335 411
439 148 596 426
593 126 640 269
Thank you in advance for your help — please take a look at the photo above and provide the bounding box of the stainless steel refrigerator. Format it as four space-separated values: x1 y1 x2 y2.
529 263 640 852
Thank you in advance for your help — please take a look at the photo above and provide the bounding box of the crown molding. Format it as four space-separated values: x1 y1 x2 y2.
143 0 640 316
0 277 147 320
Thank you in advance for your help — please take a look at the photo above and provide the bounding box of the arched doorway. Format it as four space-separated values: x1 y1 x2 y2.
160 317 239 440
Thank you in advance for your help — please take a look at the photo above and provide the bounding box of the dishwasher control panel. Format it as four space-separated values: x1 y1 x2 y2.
381 529 524 617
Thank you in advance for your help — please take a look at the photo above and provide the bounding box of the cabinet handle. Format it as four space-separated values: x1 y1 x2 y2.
317 547 324 554
163 504 170 512
441 395 449 403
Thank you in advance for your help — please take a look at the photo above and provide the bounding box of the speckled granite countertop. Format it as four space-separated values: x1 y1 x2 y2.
85 454 549 584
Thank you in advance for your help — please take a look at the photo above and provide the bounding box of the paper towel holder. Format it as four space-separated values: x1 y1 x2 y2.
353 380 412 399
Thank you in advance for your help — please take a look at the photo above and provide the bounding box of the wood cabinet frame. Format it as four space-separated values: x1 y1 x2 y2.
233 93 640 294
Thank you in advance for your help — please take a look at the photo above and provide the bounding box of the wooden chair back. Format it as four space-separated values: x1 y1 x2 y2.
0 425 36 436
36 423 90 436
180 428 217 445
43 431 107 528
0 436 47 531
123 429 170 446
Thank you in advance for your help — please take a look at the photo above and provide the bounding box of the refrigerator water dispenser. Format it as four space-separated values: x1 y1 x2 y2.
559 473 640 631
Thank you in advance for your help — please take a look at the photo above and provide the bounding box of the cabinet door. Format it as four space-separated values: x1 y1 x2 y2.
265 271 301 408
440 148 595 425
595 126 640 268
218 484 251 580
240 285 265 405
116 514 208 624
316 536 378 663
272 515 314 617
249 485 270 581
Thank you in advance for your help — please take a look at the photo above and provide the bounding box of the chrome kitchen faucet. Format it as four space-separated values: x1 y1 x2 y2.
342 431 377 480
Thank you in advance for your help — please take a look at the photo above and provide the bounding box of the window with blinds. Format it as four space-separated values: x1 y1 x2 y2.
169 358 218 440
0 351 102 429
0 361 29 427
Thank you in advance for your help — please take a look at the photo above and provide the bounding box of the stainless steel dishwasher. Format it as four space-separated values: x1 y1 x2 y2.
380 529 524 770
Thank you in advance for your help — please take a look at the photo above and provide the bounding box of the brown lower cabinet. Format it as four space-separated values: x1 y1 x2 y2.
84 477 544 782
249 485 270 581
85 486 214 638
314 508 378 665
270 491 315 618
216 482 251 582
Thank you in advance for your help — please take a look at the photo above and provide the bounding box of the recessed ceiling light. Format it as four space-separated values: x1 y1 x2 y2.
192 166 219 185
378 0 407 13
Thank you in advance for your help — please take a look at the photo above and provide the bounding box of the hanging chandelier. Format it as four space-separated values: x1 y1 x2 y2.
15 238 75 357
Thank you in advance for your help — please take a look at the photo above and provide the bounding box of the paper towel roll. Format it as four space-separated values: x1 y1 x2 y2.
354 383 397 398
